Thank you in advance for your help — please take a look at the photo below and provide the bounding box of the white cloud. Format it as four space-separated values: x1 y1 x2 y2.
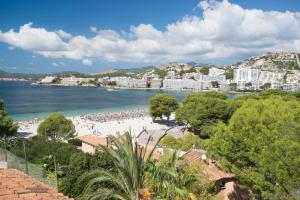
52 62 59 67
56 30 72 39
1 0 300 65
90 26 98 33
82 59 92 66
52 61 68 67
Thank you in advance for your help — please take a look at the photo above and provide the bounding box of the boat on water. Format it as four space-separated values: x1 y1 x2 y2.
107 88 118 91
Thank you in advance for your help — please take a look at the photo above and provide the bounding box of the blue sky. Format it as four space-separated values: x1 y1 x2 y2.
0 0 300 74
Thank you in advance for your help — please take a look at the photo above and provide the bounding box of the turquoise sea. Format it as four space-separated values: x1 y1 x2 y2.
0 81 239 121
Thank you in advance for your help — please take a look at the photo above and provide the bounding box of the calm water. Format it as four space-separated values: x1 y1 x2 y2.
0 81 239 121
0 81 190 120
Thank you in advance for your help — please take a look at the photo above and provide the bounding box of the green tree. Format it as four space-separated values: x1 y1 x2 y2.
0 99 18 147
211 81 219 88
225 68 233 79
160 133 203 151
229 83 237 91
149 93 178 121
200 67 209 75
77 132 163 200
262 82 271 90
245 82 252 87
207 97 300 199
145 151 198 199
176 93 231 136
10 136 78 165
37 112 75 141
60 150 115 197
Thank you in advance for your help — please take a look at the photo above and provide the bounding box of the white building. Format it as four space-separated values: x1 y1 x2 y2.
202 74 226 82
163 79 211 91
165 71 177 79
283 83 300 90
40 76 56 83
183 73 203 80
286 72 300 84
108 77 147 88
234 68 259 83
150 78 162 88
233 68 284 90
60 76 95 86
209 67 225 76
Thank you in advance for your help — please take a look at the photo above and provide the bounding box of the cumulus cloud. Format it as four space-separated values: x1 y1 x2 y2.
52 61 68 67
1 0 300 65
55 30 72 39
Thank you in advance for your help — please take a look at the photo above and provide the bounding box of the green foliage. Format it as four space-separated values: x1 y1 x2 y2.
37 112 75 141
68 138 82 146
176 92 232 136
0 99 18 138
77 132 162 200
155 69 168 79
160 133 203 151
203 91 228 100
0 118 18 138
229 83 237 91
211 81 220 88
262 82 271 90
146 151 198 200
106 81 117 86
200 67 209 75
224 68 233 79
10 136 78 166
245 82 252 87
149 93 178 121
184 161 216 200
60 150 115 197
207 97 300 199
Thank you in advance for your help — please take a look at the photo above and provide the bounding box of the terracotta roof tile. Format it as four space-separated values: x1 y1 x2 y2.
78 135 110 147
0 169 73 200
203 161 235 181
182 149 206 163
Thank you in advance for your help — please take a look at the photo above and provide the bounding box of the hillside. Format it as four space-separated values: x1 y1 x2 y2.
234 52 300 71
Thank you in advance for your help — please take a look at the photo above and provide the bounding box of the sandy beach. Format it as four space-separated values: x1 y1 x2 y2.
17 109 174 138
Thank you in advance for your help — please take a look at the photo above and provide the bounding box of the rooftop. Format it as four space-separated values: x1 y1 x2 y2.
0 168 73 200
78 135 110 147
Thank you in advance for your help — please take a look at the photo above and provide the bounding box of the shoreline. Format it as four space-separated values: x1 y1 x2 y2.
10 105 148 121
17 108 173 138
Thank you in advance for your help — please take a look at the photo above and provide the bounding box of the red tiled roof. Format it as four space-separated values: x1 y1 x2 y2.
203 161 235 182
0 169 73 200
182 149 235 182
181 149 206 163
78 135 110 147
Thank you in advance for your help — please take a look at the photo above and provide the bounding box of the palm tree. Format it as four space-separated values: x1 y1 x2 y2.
145 151 198 200
78 132 164 200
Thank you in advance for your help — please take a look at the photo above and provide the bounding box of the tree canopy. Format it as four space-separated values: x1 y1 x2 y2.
176 92 232 136
37 112 75 141
159 133 203 151
207 97 300 199
0 99 18 138
149 93 178 121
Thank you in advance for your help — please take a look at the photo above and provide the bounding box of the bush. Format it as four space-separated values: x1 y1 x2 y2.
10 136 78 166
68 138 82 146
160 133 203 151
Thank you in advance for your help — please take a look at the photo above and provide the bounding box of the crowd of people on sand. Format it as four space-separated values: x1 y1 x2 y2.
17 118 41 132
16 109 153 137
79 109 149 123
